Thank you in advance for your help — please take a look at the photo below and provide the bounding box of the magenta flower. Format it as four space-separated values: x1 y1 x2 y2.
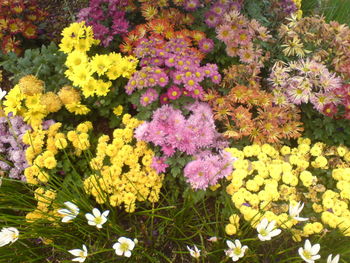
167 86 182 100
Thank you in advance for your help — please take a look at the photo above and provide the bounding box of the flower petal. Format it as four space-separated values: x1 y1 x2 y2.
92 208 101 217
226 240 234 249
68 249 83 257
124 250 132 257
311 244 320 254
85 213 94 221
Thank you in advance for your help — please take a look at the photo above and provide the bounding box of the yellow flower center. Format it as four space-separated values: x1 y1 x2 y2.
94 216 103 224
303 250 312 260
120 242 130 252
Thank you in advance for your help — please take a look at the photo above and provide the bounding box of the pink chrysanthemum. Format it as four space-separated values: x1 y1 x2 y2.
184 151 233 190
151 157 169 173
167 85 182 100
198 38 214 53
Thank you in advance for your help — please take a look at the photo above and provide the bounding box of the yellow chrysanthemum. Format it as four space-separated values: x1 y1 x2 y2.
18 75 44 96
40 92 62 113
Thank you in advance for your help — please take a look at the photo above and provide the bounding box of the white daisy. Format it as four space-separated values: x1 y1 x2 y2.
298 239 321 263
68 244 88 262
113 237 135 258
85 208 109 228
256 218 282 241
225 239 248 261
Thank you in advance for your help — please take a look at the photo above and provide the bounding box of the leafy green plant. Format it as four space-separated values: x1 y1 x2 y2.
301 104 350 146
0 42 69 92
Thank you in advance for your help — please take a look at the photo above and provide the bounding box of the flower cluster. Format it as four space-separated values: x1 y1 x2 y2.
129 0 196 28
204 0 243 28
279 15 350 80
23 121 93 185
60 22 138 98
184 151 233 190
120 18 213 55
125 34 220 107
0 0 47 54
206 69 304 144
2 75 59 127
225 138 350 240
0 115 29 180
269 59 342 114
25 187 58 222
2 75 91 127
84 114 164 212
77 0 129 47
135 102 224 157
216 9 271 70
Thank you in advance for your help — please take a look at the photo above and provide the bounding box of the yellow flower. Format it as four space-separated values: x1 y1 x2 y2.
225 224 237 235
113 105 123 116
90 54 111 76
337 146 348 157
95 80 111 97
65 50 88 68
65 102 90 115
18 75 44 96
58 86 81 105
41 92 62 113
44 156 57 169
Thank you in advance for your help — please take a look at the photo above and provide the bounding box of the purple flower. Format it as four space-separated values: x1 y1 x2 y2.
0 116 30 181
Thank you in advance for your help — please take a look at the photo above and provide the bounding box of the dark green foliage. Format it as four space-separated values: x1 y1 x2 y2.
301 104 350 146
0 42 69 91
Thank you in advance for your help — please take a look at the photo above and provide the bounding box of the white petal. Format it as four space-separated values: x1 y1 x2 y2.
62 216 74 223
186 246 193 253
226 240 235 249
85 213 95 221
311 244 320 254
0 239 11 247
270 228 281 237
124 250 131 257
126 239 135 250
332 254 340 263
298 202 305 214
118 237 128 243
72 257 85 262
258 218 268 230
69 249 83 257
112 242 119 250
258 234 268 241
294 216 309 221
266 220 276 232
305 239 312 251
58 208 71 215
87 221 96 226
102 210 110 217
65 202 78 211
234 239 241 248
231 254 239 261
298 247 304 258
92 208 101 217
82 245 87 254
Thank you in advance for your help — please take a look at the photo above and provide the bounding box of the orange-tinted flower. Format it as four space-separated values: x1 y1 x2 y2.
22 23 37 39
